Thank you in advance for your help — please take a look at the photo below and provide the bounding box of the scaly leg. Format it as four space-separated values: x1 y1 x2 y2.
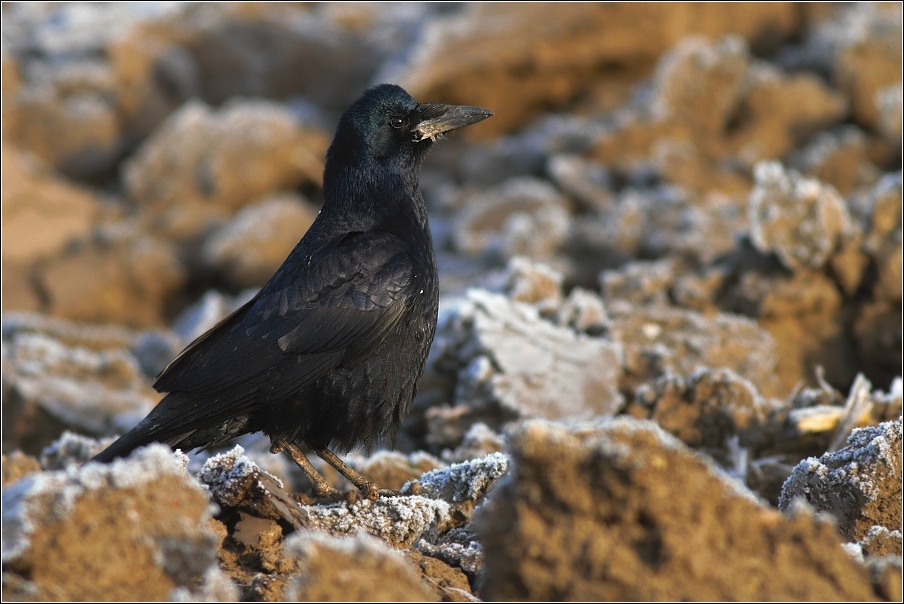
271 440 342 501
314 448 399 500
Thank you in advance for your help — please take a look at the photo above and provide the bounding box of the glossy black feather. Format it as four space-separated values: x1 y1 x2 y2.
91 84 490 467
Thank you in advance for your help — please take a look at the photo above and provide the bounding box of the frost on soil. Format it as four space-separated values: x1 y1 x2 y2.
404 452 509 504
2 444 218 601
197 445 306 529
779 417 903 541
299 496 451 548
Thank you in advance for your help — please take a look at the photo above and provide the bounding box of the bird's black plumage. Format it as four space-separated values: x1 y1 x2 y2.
91 84 492 499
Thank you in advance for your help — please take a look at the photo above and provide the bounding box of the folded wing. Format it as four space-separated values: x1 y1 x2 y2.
151 230 413 424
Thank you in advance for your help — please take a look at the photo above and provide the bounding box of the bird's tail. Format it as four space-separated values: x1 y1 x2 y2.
89 392 195 463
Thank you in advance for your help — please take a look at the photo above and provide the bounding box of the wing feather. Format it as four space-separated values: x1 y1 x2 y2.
153 231 413 410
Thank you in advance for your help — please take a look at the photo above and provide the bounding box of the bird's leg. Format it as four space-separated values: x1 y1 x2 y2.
314 448 400 500
271 441 343 501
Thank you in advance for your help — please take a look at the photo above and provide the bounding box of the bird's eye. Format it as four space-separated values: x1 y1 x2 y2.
389 118 404 129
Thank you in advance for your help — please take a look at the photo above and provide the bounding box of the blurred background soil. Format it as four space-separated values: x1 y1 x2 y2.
1 3 901 601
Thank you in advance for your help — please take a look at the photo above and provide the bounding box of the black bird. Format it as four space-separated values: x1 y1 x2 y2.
91 84 492 500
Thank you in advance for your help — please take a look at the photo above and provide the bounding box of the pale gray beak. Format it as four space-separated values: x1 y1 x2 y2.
414 104 494 142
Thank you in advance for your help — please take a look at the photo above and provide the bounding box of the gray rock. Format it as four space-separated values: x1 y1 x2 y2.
455 136 548 188
500 205 571 263
453 114 609 191
779 418 902 542
436 290 625 429
176 4 385 113
575 185 744 265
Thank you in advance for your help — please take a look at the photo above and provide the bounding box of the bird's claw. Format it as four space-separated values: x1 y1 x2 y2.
292 488 345 504
358 481 380 501
350 483 399 502
311 483 343 502
292 492 319 505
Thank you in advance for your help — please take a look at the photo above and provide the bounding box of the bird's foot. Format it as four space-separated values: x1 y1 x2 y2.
312 482 345 502
338 485 399 505
313 448 401 501
343 489 361 505
357 481 380 501
353 482 399 501
278 442 347 502
292 485 346 504
292 492 319 505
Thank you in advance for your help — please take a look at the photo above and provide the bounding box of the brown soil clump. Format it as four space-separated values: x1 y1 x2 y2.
475 418 879 601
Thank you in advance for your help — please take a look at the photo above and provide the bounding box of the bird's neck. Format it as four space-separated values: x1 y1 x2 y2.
322 159 429 237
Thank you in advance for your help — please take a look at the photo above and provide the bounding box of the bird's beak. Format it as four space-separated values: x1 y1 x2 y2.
414 104 494 142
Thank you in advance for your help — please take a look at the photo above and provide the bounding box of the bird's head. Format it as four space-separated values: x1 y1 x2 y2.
327 84 493 168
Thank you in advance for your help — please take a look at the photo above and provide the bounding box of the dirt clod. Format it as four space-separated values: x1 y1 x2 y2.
475 418 878 601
